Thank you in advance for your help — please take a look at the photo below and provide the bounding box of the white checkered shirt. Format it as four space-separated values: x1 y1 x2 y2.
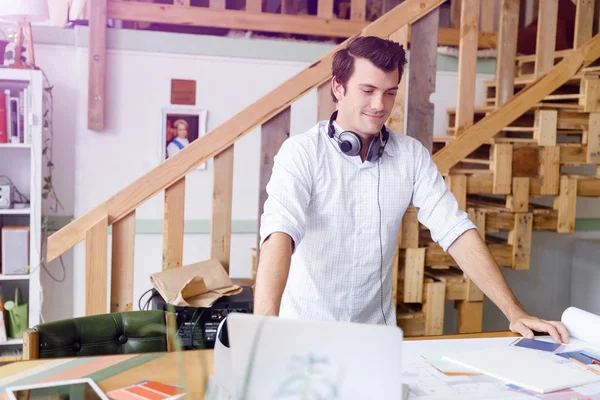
259 120 476 325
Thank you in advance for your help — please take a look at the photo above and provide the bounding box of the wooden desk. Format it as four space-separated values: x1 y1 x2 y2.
0 331 518 398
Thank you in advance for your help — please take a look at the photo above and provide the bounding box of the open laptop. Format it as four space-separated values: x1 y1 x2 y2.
224 313 405 400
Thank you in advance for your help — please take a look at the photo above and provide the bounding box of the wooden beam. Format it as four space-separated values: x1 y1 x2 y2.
246 0 261 13
455 0 480 135
110 210 135 312
163 178 185 270
256 108 291 260
480 0 496 32
534 0 558 78
351 0 367 20
387 24 409 133
432 34 600 174
107 1 498 48
317 82 336 123
211 145 234 273
47 0 448 262
495 0 520 107
450 0 462 28
317 0 334 18
574 0 595 49
86 215 108 316
88 0 107 131
406 6 439 152
423 281 445 335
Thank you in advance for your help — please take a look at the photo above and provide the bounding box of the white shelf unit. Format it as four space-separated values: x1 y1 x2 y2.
0 68 43 335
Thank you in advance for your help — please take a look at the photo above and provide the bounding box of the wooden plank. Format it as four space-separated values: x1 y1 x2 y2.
174 0 191 5
210 0 226 8
492 144 512 194
256 107 291 259
22 329 39 361
88 0 107 131
456 301 484 333
540 146 560 195
386 24 409 133
317 82 336 123
506 177 529 212
480 0 496 32
86 215 108 316
468 208 486 239
211 145 234 273
403 248 425 303
534 109 557 146
574 0 595 49
450 0 461 28
399 205 419 248
534 0 558 78
397 311 426 336
110 210 135 312
406 6 439 152
163 178 185 270
48 0 448 263
508 212 533 270
351 0 367 20
582 78 600 112
455 0 480 136
495 0 520 106
245 0 261 12
556 176 578 233
447 174 467 211
318 0 334 18
423 282 445 335
512 147 539 178
561 145 587 164
587 113 600 163
432 34 600 174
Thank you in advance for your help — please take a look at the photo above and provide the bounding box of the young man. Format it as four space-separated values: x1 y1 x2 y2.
254 36 569 344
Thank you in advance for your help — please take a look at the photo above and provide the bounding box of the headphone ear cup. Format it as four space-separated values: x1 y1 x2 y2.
338 131 362 156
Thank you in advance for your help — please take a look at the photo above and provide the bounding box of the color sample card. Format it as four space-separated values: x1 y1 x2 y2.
107 380 184 400
510 338 563 352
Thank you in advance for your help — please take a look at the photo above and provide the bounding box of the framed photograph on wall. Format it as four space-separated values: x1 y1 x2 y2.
161 107 208 170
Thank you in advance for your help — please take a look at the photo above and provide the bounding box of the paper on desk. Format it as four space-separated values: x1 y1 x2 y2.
150 258 242 307
562 307 600 350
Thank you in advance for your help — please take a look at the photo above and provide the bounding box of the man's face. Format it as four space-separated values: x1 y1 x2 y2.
333 57 399 137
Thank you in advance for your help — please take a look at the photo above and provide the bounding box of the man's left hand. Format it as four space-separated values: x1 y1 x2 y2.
508 309 570 344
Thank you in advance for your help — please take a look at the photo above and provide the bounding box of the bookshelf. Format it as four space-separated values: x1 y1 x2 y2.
0 68 43 350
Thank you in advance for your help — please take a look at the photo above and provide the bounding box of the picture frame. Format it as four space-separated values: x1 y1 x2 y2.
161 107 208 170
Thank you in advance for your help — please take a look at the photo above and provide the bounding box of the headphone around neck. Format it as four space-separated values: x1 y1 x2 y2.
327 110 389 163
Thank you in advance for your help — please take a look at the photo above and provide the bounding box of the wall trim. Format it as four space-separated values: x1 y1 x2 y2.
15 216 599 234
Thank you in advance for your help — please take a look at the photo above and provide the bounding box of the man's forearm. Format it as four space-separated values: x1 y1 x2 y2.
253 232 293 316
448 229 525 322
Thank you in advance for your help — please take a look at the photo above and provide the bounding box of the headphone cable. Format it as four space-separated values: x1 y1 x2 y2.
377 159 387 325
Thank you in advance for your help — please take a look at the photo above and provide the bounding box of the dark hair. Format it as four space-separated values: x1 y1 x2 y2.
331 36 407 102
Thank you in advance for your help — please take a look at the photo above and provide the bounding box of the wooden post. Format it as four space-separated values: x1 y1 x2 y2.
399 205 419 248
246 0 262 12
587 113 600 163
403 248 425 303
534 109 558 146
387 24 409 133
406 7 439 152
495 0 520 107
111 210 135 312
455 0 480 135
556 176 577 233
450 0 462 28
492 143 513 194
447 174 467 211
256 108 291 261
351 0 367 20
86 215 109 316
163 178 185 270
211 146 235 273
88 0 107 131
456 300 484 333
423 281 445 335
480 0 496 32
540 146 560 195
508 212 533 270
317 82 336 123
574 0 595 49
318 0 334 18
534 0 558 78
506 177 530 212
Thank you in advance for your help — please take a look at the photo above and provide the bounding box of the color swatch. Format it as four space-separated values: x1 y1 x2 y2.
107 380 185 400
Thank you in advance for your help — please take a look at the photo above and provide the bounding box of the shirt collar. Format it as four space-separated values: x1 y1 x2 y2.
329 120 395 158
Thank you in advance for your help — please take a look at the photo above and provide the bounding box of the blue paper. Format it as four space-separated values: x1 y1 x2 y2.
510 338 562 352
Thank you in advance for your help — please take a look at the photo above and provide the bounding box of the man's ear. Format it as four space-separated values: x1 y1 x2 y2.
332 77 345 101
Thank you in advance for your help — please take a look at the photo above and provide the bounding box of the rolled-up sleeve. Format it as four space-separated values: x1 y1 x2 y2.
411 140 476 252
259 138 313 252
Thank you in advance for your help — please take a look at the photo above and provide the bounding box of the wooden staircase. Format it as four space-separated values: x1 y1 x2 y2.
45 0 600 343
396 0 600 336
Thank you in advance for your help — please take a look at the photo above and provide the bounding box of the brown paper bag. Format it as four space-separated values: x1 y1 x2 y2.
150 258 242 307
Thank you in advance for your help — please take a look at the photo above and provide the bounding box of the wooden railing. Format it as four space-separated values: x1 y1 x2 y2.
49 0 600 318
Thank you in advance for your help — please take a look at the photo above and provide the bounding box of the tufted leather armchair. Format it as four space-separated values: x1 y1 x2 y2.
22 310 176 360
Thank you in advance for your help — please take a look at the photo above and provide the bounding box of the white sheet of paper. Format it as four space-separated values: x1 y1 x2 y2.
442 346 600 394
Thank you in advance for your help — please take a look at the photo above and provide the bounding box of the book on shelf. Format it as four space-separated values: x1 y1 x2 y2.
0 87 28 145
